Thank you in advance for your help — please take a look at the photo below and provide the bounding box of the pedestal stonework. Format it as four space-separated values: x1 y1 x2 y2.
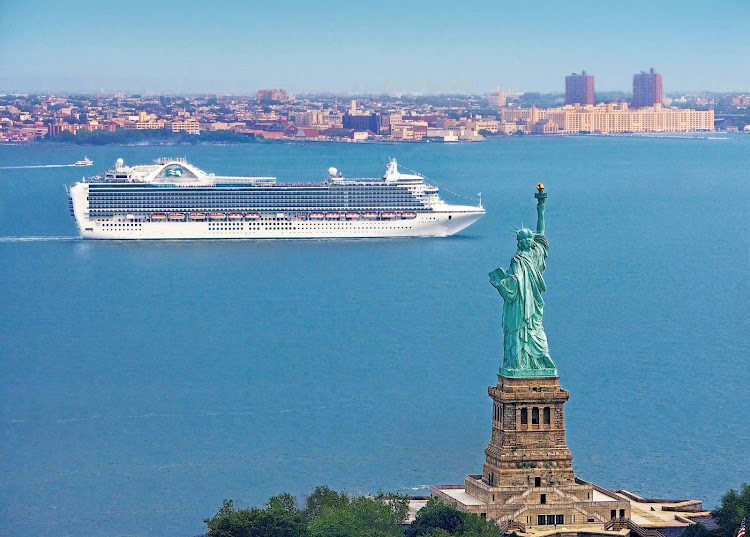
482 375 574 489
431 374 631 531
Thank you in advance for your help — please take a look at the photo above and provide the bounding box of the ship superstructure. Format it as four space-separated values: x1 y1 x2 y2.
67 157 485 239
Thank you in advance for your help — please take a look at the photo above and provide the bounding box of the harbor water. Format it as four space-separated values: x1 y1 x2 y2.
1 136 748 537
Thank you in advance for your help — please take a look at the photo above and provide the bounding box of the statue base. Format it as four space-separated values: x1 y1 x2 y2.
429 374 633 527
499 366 558 378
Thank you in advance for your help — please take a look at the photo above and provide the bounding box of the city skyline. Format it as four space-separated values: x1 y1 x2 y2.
1 0 750 94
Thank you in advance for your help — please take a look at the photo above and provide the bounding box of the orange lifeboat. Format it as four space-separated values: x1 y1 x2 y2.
401 212 417 219
363 212 378 219
228 213 243 220
325 212 340 219
209 213 226 220
381 212 396 219
245 213 260 220
345 212 361 219
190 213 206 220
151 213 167 220
309 212 325 219
168 213 185 220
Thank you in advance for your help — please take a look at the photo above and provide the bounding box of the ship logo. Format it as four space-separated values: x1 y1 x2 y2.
165 167 183 177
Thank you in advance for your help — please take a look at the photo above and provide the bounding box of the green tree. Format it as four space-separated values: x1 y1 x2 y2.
304 486 351 520
307 494 406 537
407 498 502 537
712 484 750 537
267 493 302 513
677 523 713 537
406 497 465 537
205 497 308 537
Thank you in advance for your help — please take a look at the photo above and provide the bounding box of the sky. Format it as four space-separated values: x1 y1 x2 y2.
1 0 749 95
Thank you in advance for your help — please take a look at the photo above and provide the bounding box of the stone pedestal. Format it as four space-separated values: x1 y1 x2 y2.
431 374 631 528
482 375 575 489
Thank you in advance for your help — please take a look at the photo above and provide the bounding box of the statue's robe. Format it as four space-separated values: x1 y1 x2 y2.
496 235 555 371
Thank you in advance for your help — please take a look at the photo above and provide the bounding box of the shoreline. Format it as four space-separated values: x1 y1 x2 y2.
0 130 734 147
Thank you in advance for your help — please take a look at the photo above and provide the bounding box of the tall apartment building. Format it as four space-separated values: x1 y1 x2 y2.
632 68 663 108
565 70 595 105
489 88 507 108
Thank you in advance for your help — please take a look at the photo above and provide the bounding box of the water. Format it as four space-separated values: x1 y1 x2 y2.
1 137 748 537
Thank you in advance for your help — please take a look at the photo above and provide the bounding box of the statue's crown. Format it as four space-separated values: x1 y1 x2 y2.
517 228 534 240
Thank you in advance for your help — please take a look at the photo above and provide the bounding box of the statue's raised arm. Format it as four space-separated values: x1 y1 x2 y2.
490 184 556 378
535 182 546 236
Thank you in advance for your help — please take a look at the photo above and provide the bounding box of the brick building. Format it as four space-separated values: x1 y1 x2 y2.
633 69 664 108
565 71 595 105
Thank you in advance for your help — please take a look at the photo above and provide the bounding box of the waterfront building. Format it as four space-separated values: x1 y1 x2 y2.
565 70 595 105
342 112 380 132
123 119 165 130
545 103 713 133
166 119 201 134
501 108 542 123
632 68 664 108
466 119 500 133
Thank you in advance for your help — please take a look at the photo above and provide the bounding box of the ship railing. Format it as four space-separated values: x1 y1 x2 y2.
212 176 276 185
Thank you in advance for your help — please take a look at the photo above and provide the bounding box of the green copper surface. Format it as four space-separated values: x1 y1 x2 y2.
489 185 557 378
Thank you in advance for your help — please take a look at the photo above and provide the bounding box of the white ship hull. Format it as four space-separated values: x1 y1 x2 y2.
72 207 483 240
68 157 485 240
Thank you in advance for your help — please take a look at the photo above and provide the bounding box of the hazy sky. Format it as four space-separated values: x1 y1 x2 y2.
1 0 748 94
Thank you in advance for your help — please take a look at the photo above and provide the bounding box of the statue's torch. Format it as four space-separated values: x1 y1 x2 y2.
535 183 546 235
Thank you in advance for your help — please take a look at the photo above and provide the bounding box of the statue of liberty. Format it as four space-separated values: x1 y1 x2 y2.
489 184 557 377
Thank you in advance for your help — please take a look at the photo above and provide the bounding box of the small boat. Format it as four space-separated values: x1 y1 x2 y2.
363 212 378 219
209 213 226 220
297 212 308 219
381 212 396 219
190 213 206 220
74 157 93 166
151 213 167 220
345 212 361 219
228 213 243 220
309 212 325 219
245 213 260 220
168 213 185 220
325 212 340 219
401 212 417 219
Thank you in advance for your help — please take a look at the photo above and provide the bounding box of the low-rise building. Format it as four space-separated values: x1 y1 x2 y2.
166 120 201 134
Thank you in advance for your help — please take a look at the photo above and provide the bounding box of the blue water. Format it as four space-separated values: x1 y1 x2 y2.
1 137 748 537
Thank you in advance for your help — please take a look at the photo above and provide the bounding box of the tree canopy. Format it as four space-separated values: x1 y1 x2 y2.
711 484 750 537
677 483 749 537
406 497 502 537
206 487 409 537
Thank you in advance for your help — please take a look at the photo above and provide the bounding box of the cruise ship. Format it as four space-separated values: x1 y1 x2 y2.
67 157 485 239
